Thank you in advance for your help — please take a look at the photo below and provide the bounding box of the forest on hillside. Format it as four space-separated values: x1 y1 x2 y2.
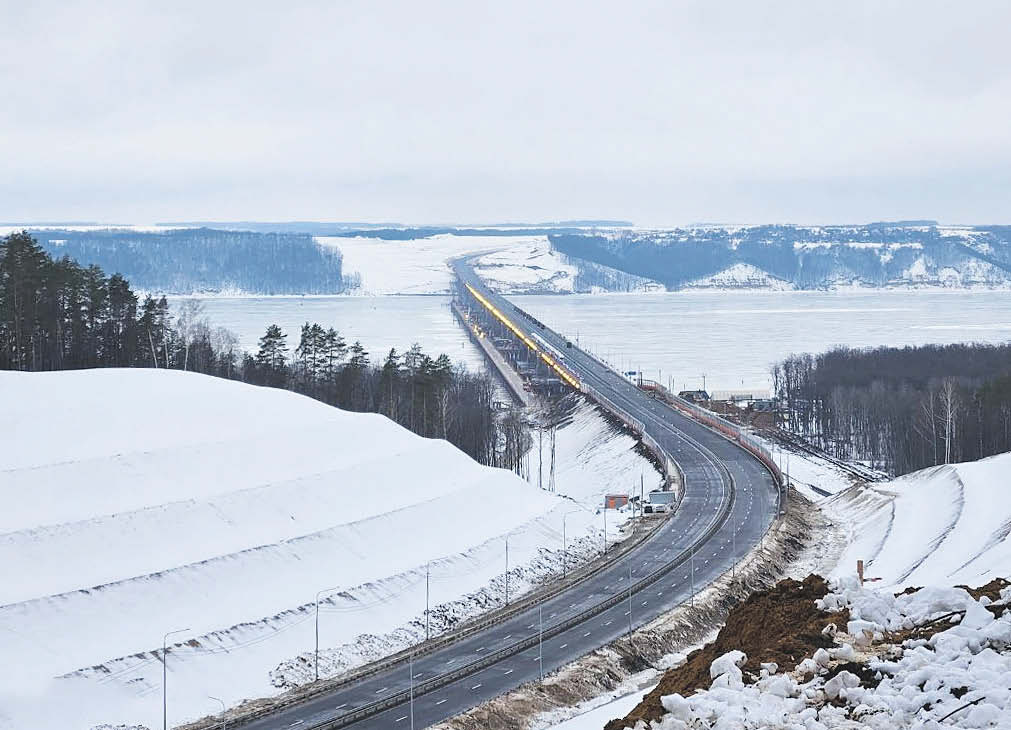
0 231 518 468
29 228 359 294
550 225 1011 290
773 343 1011 475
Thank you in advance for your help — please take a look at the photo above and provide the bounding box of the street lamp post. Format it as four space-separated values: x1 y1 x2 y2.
602 506 608 555
562 510 582 578
504 536 510 606
315 586 342 681
538 605 544 680
207 695 226 730
162 627 190 730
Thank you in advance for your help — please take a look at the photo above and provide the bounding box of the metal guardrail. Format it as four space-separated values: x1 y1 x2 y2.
308 455 737 730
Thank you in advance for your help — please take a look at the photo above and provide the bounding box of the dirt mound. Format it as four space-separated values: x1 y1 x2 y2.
957 577 1009 602
604 574 843 730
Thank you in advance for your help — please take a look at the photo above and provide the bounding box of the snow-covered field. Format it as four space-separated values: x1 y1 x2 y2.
319 234 660 296
1 370 654 730
316 234 565 295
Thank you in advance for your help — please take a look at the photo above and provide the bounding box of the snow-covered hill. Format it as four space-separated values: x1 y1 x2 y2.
0 370 655 730
549 225 1011 291
1 370 658 729
317 234 661 295
824 453 1011 590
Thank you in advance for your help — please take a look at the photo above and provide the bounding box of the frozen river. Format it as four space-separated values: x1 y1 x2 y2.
182 290 1011 394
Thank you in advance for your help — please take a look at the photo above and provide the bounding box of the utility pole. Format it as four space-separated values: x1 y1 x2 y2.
640 473 644 518
409 651 415 730
425 562 431 641
162 627 190 730
602 507 608 554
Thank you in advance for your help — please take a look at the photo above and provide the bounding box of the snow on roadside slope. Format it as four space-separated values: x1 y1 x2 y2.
824 452 1011 590
0 369 600 730
1 370 658 730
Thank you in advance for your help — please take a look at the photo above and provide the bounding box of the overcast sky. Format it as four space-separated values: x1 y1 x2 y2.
2 1 1009 226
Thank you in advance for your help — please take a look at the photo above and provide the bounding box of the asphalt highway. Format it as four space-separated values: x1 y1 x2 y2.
241 267 780 730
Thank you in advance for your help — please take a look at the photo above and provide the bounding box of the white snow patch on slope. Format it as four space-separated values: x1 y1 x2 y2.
0 370 557 728
471 239 579 293
685 263 794 291
1 370 657 730
318 234 660 295
824 452 1011 589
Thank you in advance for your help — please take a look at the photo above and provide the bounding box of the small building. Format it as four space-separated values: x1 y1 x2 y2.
604 494 629 509
678 389 710 403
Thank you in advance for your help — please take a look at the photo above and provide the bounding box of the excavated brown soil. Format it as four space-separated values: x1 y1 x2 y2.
604 574 844 730
957 577 1009 602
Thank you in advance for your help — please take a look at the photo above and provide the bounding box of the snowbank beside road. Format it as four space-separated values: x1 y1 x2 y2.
824 452 1011 590
1 370 656 730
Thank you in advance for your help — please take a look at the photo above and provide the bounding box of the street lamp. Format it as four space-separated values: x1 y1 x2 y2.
162 627 190 730
562 509 583 578
207 695 226 730
315 586 342 681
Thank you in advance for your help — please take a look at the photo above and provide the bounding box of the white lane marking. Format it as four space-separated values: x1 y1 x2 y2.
376 687 388 694
503 668 514 675
641 600 648 606
527 624 535 630
604 620 613 626
290 722 304 728
476 646 485 653
624 610 630 616
335 704 347 710
504 634 512 640
435 699 447 706
471 683 482 691
447 658 456 665
559 643 568 649
583 631 591 637
396 716 408 723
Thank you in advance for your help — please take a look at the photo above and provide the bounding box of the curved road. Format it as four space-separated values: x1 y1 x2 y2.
241 267 779 730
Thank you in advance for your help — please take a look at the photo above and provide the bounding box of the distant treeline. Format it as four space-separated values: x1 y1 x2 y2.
773 343 1011 475
30 228 359 294
247 324 526 468
0 231 516 468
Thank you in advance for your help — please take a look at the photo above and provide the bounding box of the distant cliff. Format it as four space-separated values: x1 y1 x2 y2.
550 224 1011 290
